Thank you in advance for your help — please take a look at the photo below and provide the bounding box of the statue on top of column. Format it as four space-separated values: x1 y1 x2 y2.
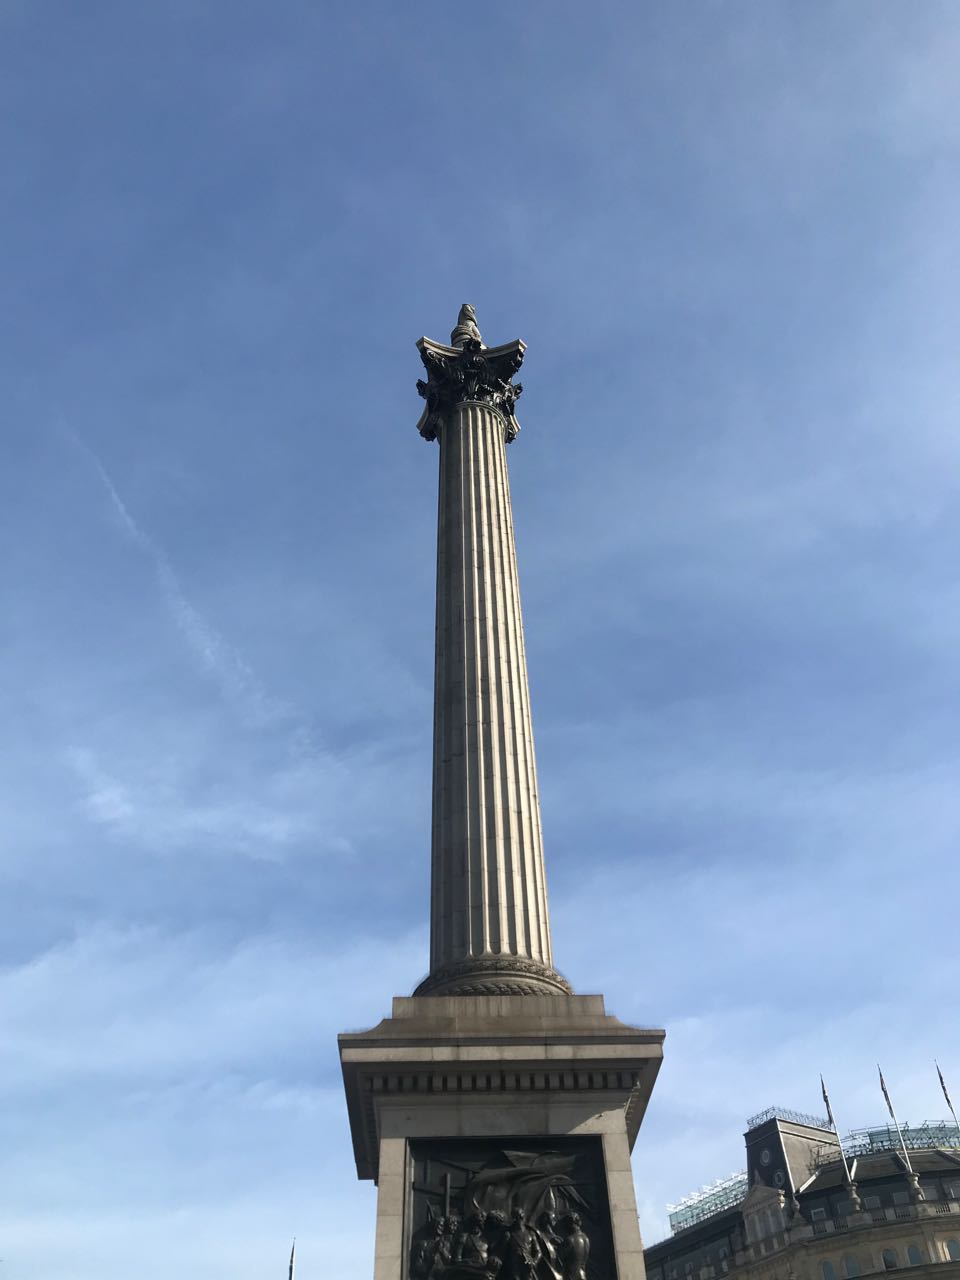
451 303 484 349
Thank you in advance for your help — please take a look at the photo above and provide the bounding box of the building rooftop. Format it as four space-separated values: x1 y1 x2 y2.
747 1105 830 1131
664 1112 960 1236
838 1122 960 1160
668 1172 750 1234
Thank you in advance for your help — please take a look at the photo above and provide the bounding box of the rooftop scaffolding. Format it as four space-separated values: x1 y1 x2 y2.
746 1105 830 1131
837 1121 960 1161
668 1171 749 1234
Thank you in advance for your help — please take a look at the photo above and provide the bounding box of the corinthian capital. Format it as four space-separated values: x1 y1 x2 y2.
415 333 526 443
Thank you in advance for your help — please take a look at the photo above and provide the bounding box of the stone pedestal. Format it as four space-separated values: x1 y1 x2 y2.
339 995 664 1280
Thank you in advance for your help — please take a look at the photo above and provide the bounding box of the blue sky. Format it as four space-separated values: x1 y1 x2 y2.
3 3 960 1276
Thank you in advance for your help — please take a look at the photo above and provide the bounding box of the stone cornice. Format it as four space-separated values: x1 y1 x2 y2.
338 994 665 1181
415 335 526 442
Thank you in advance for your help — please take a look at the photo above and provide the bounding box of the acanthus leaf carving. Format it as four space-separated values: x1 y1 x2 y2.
414 956 572 999
416 338 525 443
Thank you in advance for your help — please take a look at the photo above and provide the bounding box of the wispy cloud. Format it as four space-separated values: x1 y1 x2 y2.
70 430 284 728
63 743 350 856
0 922 425 1093
56 433 407 861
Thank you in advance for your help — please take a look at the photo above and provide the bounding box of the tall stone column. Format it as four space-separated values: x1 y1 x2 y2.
413 308 568 997
339 307 664 1280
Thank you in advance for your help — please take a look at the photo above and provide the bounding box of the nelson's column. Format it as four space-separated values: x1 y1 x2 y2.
339 307 665 1280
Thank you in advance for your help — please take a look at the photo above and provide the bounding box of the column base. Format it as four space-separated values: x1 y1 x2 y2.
414 956 573 998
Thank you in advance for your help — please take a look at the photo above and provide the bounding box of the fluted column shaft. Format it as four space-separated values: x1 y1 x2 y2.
431 399 551 964
413 325 569 997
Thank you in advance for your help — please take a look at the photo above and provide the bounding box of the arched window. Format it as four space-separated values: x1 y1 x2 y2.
882 1248 898 1270
843 1256 861 1277
906 1245 922 1266
946 1240 960 1262
822 1261 837 1280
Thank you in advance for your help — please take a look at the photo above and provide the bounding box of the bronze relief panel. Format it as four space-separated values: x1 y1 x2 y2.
407 1137 615 1280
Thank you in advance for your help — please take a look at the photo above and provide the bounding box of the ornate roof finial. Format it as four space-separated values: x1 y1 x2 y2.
450 303 484 349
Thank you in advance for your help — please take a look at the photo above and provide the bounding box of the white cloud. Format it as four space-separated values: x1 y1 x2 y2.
0 921 425 1091
70 431 287 728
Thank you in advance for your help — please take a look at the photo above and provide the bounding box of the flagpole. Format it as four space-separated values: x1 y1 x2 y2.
937 1062 960 1145
288 1237 296 1280
821 1075 861 1211
878 1065 914 1174
878 1065 922 1202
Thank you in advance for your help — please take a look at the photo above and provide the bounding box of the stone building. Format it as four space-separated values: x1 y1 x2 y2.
645 1108 960 1280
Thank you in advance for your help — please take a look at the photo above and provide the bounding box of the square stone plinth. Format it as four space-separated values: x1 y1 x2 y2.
339 993 664 1280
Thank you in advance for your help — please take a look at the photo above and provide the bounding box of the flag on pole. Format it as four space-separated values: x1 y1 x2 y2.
878 1065 895 1121
937 1061 960 1141
288 1238 296 1280
937 1062 954 1112
821 1075 854 1186
877 1065 915 1176
821 1075 836 1129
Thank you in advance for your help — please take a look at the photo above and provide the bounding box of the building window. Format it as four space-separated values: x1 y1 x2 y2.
811 1208 828 1221
881 1248 898 1270
863 1196 881 1210
906 1245 922 1266
892 1191 909 1206
843 1256 861 1277
821 1262 837 1280
717 1247 728 1260
946 1240 960 1262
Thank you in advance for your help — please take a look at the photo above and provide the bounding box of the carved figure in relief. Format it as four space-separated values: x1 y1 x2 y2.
503 1207 542 1280
450 1214 502 1278
440 1217 460 1267
451 303 484 349
558 1214 590 1280
536 1210 563 1280
484 1209 509 1265
412 1218 447 1279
